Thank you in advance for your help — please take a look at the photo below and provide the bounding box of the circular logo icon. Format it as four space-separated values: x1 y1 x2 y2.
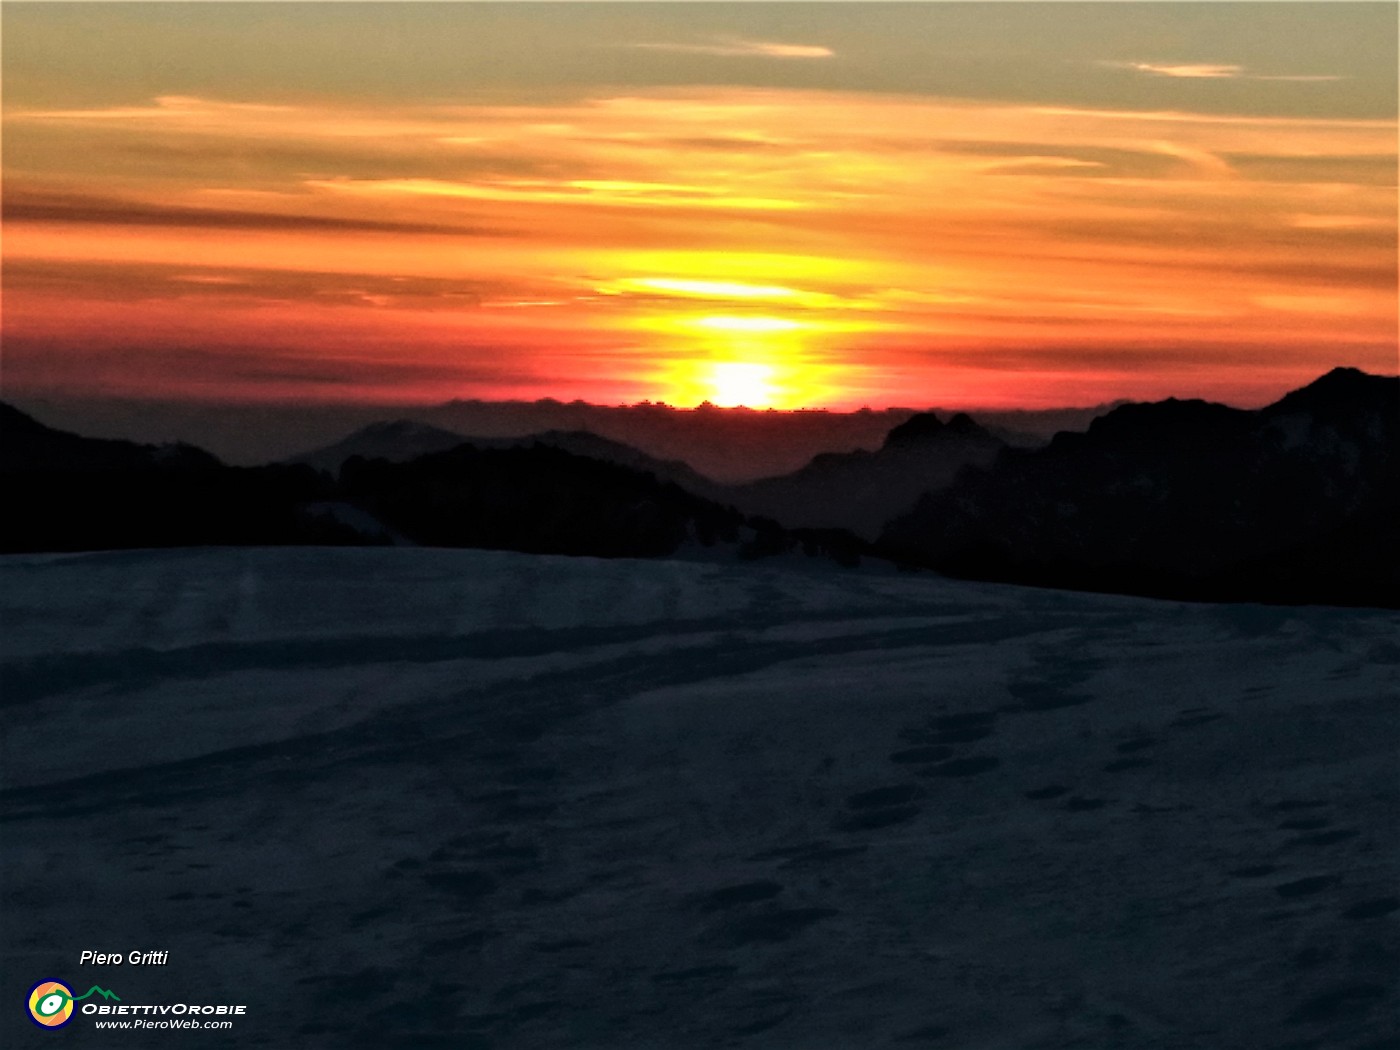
28 980 75 1029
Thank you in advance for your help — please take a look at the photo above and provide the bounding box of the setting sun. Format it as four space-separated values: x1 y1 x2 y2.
707 361 776 408
639 305 844 409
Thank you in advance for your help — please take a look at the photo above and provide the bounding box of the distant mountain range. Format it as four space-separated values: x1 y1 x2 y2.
291 420 717 496
0 402 862 566
3 368 1394 605
721 412 1005 540
291 411 1007 541
6 396 1121 480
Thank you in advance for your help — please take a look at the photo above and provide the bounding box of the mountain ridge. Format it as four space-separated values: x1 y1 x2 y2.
880 368 1398 607
3 367 1393 605
0 402 865 567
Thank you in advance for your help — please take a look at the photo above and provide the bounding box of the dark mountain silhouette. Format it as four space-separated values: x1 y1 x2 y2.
336 444 861 564
0 401 220 473
526 430 720 496
969 401 1133 448
719 411 1004 539
290 419 470 473
295 411 1040 542
417 400 916 483
292 421 719 497
293 413 1010 542
879 368 1399 607
1 403 357 552
0 404 864 565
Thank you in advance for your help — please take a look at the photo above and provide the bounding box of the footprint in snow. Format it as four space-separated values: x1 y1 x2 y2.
1342 897 1400 920
776 845 868 869
1278 817 1330 831
900 711 999 747
650 965 737 984
1062 796 1110 811
835 804 922 832
845 784 920 810
894 1023 950 1041
890 745 955 765
1114 737 1156 754
1228 864 1277 879
1284 829 1360 850
1274 875 1337 898
1102 757 1152 773
699 881 784 911
726 907 839 945
1272 798 1329 812
1169 711 1224 729
918 756 1001 778
1286 982 1388 1025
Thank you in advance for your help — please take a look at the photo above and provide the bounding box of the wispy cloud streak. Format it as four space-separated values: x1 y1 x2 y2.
1100 60 1345 82
629 39 833 59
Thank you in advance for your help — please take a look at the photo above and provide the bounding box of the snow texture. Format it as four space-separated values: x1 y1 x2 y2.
2 547 1397 1048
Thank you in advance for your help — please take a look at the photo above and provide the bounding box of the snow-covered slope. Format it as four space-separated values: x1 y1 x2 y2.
2 548 1396 1048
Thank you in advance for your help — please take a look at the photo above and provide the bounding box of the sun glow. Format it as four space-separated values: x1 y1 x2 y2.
693 315 806 334
619 278 802 301
638 307 838 409
708 361 776 407
652 337 851 409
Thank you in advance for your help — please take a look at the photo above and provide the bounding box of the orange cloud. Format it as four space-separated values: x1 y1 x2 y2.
4 87 1394 408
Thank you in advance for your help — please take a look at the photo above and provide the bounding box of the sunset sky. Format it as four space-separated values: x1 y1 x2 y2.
3 2 1396 410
